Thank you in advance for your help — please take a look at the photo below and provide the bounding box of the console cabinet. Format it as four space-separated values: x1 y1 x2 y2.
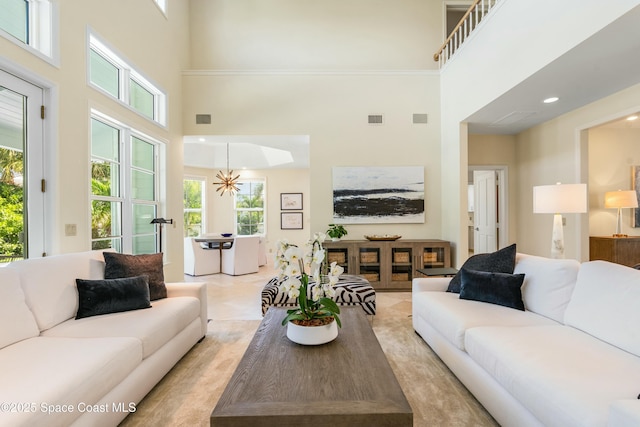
589 236 640 267
324 239 451 291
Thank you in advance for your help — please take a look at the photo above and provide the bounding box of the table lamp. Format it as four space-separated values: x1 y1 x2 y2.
604 190 638 237
533 183 587 259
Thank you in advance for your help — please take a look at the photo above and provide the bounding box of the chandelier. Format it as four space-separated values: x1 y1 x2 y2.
213 143 240 196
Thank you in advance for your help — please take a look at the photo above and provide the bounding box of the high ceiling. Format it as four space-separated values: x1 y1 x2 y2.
183 6 640 170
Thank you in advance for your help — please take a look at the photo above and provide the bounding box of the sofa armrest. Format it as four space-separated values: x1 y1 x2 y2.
609 400 640 427
412 277 451 293
167 282 208 337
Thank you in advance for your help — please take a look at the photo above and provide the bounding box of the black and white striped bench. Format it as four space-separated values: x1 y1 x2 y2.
261 274 376 316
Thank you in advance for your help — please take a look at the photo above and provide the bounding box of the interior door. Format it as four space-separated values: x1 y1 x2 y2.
0 69 46 259
473 170 497 254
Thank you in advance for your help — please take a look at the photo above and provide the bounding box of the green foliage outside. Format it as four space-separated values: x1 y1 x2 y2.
0 148 24 258
91 162 114 249
236 182 264 235
184 179 203 237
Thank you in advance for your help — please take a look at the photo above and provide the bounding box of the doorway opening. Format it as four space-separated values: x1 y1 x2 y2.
468 165 508 255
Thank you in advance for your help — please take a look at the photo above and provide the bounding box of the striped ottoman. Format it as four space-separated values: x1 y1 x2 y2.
261 274 376 316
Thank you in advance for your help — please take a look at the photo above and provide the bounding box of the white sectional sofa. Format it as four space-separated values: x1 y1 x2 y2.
413 253 640 427
0 250 207 427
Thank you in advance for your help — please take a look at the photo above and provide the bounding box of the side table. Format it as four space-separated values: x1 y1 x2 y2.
416 267 458 277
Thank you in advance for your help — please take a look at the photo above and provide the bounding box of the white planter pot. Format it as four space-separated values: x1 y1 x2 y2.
331 237 341 242
286 319 338 345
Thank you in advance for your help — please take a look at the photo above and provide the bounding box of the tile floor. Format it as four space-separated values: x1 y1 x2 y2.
183 265 413 321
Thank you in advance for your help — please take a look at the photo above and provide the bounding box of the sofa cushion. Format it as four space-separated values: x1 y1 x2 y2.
447 244 516 293
412 291 555 350
0 336 141 427
465 325 640 427
565 260 640 357
11 251 107 331
459 268 525 310
76 275 151 319
104 252 167 300
43 296 200 358
0 267 39 349
514 253 580 323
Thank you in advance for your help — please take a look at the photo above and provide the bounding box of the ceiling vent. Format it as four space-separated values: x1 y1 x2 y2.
413 113 428 124
489 111 536 127
368 114 384 125
196 114 211 124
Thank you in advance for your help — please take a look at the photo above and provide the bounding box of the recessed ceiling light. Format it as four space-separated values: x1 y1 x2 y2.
543 97 559 104
626 115 638 121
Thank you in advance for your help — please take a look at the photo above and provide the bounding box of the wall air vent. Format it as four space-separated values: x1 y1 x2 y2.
195 114 212 124
368 114 384 125
413 113 428 124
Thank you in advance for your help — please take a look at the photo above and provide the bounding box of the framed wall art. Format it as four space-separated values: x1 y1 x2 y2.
332 166 425 224
281 212 303 230
632 166 640 227
280 193 303 210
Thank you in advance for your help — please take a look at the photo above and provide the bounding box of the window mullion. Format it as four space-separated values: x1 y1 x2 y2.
121 67 130 105
121 130 132 253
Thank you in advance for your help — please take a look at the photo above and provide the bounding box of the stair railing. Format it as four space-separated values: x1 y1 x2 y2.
434 0 500 67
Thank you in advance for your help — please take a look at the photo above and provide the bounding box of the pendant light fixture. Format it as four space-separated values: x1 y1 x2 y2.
213 143 240 196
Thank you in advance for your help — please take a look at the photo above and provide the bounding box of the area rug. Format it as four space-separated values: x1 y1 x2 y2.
119 311 497 426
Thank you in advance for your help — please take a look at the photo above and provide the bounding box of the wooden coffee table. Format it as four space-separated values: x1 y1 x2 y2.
210 307 412 426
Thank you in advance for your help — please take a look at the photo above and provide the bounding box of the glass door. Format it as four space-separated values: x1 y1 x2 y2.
0 70 45 261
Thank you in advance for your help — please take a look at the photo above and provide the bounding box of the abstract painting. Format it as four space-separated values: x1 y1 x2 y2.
332 166 425 224
633 166 640 227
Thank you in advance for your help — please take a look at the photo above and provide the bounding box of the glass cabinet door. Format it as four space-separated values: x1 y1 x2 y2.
391 246 413 284
358 247 381 284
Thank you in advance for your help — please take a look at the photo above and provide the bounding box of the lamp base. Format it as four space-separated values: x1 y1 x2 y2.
612 233 628 238
550 213 564 259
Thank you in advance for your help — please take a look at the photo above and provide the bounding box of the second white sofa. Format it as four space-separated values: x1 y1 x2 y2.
413 253 640 427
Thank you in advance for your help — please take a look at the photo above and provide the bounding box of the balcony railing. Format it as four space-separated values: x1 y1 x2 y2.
434 0 500 67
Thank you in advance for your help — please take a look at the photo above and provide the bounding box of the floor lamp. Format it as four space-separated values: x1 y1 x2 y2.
533 183 587 259
150 218 173 253
604 190 638 237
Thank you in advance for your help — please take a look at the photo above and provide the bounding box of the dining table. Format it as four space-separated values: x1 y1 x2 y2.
194 237 234 273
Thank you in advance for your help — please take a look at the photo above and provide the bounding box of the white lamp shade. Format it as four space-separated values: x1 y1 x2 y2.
533 183 587 214
604 190 638 209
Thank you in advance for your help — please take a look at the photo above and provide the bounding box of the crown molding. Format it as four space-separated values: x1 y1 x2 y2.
182 69 438 76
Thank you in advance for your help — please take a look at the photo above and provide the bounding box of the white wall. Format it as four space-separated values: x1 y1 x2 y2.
0 0 190 280
183 0 445 249
188 0 441 71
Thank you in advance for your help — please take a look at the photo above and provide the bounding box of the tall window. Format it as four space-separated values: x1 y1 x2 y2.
88 33 167 126
90 113 161 254
235 180 265 235
183 177 205 237
0 0 53 58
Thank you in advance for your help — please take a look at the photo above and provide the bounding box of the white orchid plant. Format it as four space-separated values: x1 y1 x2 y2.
275 232 344 327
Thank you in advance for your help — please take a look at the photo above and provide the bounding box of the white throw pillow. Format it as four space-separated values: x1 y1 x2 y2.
12 251 107 331
0 267 39 349
514 253 580 323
